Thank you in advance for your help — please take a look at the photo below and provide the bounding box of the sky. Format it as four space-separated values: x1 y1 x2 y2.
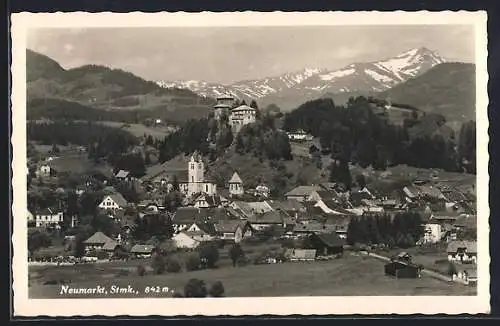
27 25 475 84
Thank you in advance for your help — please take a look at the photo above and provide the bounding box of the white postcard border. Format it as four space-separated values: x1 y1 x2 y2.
11 11 490 316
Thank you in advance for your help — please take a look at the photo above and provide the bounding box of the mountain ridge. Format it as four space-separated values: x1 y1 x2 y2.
157 47 447 110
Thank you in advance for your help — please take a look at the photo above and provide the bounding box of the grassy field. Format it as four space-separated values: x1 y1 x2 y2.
28 253 475 298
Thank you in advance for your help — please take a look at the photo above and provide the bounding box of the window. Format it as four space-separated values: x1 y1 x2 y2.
191 164 194 170
191 176 194 182
206 184 209 192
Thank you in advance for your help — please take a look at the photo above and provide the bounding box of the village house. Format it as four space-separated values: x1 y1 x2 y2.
192 193 223 208
286 129 314 142
83 231 116 253
36 164 52 177
184 222 218 241
228 172 244 197
98 193 128 212
452 266 478 285
447 240 477 264
285 185 323 202
422 222 443 244
215 220 253 243
314 199 354 216
172 231 202 249
130 244 155 258
32 208 64 228
254 184 271 198
292 221 338 235
115 169 131 181
309 232 345 257
248 210 287 231
384 261 422 279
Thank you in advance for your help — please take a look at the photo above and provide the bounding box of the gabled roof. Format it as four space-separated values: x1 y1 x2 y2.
285 249 316 259
292 222 337 233
195 194 222 207
232 104 256 112
266 199 305 212
115 170 130 178
229 172 243 184
313 232 345 247
215 220 249 233
249 210 284 224
447 240 477 253
83 232 114 245
318 200 354 215
442 190 467 203
107 193 128 207
191 222 218 235
173 207 202 224
247 201 274 214
102 241 119 251
285 185 321 197
36 208 60 216
130 244 155 254
315 190 338 201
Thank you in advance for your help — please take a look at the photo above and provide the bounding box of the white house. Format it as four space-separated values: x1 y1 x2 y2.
447 240 477 264
172 231 201 249
228 172 244 197
37 164 51 177
98 193 128 211
423 223 442 244
286 129 313 142
33 208 64 228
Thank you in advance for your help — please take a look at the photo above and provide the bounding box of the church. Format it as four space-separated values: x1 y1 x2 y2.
165 151 218 198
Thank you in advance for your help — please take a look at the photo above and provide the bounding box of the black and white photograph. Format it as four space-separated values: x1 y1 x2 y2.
11 11 489 316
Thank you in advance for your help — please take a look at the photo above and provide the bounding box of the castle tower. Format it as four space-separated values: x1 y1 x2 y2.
228 171 244 196
214 94 235 120
188 151 204 195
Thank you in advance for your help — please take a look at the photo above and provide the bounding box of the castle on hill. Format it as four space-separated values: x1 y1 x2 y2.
214 94 256 134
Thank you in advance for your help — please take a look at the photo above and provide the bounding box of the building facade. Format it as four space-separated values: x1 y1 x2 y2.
229 105 257 133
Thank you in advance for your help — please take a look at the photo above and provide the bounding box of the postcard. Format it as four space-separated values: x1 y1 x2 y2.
11 11 489 316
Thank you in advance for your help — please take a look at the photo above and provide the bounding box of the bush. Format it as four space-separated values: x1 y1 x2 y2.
151 254 166 275
209 281 225 297
185 253 201 271
447 262 458 277
95 250 109 260
166 258 182 273
136 265 146 276
198 243 219 269
184 278 207 298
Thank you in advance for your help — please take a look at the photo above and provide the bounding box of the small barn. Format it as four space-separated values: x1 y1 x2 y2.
384 261 422 279
309 232 345 256
130 244 155 258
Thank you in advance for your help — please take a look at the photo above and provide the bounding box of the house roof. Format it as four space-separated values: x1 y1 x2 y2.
195 194 222 207
418 185 445 199
173 207 236 224
102 241 119 251
249 210 284 224
115 170 130 178
36 208 59 215
454 215 477 229
447 240 477 253
173 207 203 224
232 104 256 112
215 220 249 233
316 190 338 201
247 201 274 214
130 244 155 254
266 199 305 212
107 193 128 207
83 232 115 245
285 185 321 198
313 232 345 247
292 222 337 233
192 222 218 235
229 172 243 184
318 200 354 215
442 190 467 203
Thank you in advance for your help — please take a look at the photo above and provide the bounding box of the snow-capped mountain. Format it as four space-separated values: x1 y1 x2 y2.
157 47 446 109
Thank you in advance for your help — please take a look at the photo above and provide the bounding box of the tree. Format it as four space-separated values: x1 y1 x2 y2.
28 229 52 258
151 253 167 274
184 278 208 298
166 258 182 273
355 174 366 188
346 217 359 246
250 100 261 120
185 253 201 271
198 243 220 269
136 264 146 276
51 143 60 155
229 243 244 267
209 281 225 297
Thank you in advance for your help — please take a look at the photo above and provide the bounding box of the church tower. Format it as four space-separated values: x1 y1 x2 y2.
188 151 204 195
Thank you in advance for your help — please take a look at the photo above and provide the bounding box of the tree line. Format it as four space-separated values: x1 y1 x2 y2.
346 212 425 248
283 96 476 174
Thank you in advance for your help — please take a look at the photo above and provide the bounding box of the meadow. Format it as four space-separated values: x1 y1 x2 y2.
28 253 475 298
